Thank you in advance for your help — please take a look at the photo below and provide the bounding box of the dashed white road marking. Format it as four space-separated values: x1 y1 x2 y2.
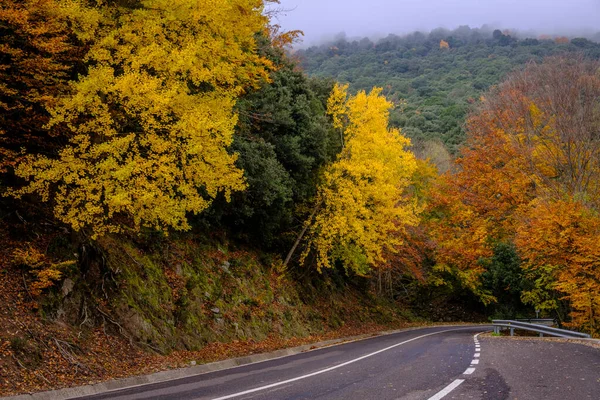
427 379 465 400
425 331 487 400
463 334 482 374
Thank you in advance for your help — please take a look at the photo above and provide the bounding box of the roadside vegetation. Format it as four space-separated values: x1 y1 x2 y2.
1 0 599 395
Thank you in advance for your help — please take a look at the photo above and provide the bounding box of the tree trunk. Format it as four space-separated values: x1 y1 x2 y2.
283 203 320 269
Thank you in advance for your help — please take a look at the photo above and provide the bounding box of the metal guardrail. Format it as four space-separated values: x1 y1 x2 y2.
515 318 556 327
492 319 591 338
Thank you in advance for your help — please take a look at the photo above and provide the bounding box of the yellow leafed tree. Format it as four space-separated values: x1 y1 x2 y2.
301 84 418 275
12 0 272 237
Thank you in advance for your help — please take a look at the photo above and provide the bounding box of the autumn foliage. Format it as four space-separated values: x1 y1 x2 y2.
516 200 600 333
10 0 273 237
300 84 418 275
1 0 599 366
429 56 600 334
0 0 83 173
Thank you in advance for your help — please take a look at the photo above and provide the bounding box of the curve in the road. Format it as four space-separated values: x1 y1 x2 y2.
211 327 484 400
70 325 491 400
428 332 484 400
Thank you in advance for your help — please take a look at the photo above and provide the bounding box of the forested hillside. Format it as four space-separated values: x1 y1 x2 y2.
297 27 600 154
1 1 600 396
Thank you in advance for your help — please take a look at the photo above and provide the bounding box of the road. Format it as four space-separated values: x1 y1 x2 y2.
73 325 600 400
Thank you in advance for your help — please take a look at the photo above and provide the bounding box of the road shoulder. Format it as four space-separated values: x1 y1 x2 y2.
451 336 600 400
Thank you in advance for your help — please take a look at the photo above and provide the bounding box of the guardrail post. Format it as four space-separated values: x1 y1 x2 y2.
510 327 514 336
494 326 498 334
539 332 544 337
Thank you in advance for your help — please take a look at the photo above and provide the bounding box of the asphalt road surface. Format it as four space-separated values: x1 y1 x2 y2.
73 325 600 400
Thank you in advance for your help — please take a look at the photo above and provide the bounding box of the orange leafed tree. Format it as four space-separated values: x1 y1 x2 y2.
0 0 84 174
429 56 600 333
516 200 600 335
427 102 535 303
554 36 569 44
477 56 600 207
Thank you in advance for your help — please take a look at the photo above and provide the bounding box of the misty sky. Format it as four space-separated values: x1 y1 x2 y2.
270 0 600 46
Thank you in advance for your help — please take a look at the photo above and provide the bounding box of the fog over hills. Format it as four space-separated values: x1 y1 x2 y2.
271 0 600 47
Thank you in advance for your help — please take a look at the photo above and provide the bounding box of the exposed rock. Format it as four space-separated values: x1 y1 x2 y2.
220 261 230 273
174 264 183 276
61 278 75 297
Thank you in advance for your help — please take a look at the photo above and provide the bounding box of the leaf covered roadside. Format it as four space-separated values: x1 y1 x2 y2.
0 228 432 397
0 278 421 397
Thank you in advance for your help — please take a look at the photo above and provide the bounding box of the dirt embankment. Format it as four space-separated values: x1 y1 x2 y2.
0 229 420 397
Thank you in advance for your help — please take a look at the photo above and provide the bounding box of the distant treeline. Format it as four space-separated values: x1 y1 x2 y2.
296 26 600 154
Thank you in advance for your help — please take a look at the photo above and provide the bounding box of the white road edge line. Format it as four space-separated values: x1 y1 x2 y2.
209 328 472 400
474 352 480 357
463 367 476 374
427 379 465 400
471 359 479 364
